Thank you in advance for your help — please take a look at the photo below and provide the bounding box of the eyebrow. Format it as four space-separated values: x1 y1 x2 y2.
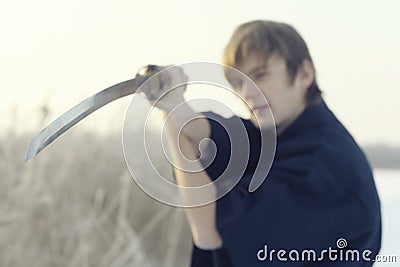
226 64 269 85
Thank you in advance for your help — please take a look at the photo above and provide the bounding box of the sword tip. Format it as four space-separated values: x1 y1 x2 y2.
25 147 36 161
25 138 41 162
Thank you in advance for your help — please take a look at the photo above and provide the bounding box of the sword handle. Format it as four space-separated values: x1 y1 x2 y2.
137 64 162 101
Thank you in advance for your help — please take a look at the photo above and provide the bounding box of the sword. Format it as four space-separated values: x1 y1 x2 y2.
26 65 161 161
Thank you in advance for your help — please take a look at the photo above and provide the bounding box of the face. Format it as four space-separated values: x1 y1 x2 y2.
226 53 312 133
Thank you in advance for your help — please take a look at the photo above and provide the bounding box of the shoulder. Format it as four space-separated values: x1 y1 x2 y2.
273 101 374 193
199 112 253 180
200 111 255 149
318 121 371 175
315 121 376 200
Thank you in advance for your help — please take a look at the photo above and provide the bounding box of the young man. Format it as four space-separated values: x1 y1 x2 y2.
143 20 381 266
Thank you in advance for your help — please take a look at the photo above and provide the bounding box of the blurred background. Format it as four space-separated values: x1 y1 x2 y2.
1 0 399 266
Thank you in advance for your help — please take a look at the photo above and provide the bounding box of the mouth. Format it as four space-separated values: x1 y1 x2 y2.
251 104 270 112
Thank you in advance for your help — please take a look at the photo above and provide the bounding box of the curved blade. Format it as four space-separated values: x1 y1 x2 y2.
26 76 146 161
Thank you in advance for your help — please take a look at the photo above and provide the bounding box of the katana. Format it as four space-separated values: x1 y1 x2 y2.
26 65 161 161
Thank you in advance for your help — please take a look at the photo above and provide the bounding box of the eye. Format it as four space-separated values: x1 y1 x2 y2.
254 71 268 80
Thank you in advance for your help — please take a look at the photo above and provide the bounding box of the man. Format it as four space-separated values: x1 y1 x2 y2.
144 20 381 266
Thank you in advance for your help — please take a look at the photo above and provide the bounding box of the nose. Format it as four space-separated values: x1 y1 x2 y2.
240 79 259 99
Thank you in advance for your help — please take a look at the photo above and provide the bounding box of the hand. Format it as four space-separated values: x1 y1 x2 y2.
138 64 188 114
138 64 210 146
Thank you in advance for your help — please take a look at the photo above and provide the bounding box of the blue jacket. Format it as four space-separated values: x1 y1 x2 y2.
191 100 381 266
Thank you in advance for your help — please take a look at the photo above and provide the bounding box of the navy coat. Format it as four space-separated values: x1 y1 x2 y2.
190 100 381 266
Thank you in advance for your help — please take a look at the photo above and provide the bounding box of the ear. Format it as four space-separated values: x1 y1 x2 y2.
296 59 315 92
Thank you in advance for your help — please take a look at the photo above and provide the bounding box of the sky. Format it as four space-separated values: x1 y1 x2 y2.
1 0 399 146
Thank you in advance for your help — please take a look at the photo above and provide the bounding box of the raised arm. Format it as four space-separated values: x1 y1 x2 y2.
142 65 222 249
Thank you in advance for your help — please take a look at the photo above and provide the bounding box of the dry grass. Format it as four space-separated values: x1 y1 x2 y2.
0 127 192 267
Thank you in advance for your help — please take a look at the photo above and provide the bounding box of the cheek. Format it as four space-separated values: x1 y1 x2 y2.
257 79 284 101
257 85 274 104
261 88 282 110
266 91 292 120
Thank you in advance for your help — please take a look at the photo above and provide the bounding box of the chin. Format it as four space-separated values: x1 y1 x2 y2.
251 114 276 130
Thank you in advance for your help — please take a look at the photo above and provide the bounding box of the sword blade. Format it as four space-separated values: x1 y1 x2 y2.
26 76 146 161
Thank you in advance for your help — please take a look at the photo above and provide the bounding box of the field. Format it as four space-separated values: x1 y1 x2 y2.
0 128 192 267
1 108 397 267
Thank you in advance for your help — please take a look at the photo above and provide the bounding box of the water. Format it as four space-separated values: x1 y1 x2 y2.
373 168 400 266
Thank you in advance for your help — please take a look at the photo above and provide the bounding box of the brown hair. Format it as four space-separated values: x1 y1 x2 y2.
222 20 322 105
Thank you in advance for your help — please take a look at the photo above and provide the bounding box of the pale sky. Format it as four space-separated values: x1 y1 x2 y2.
1 0 399 146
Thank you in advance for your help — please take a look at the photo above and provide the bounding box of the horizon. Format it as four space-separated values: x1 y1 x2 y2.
1 0 399 146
